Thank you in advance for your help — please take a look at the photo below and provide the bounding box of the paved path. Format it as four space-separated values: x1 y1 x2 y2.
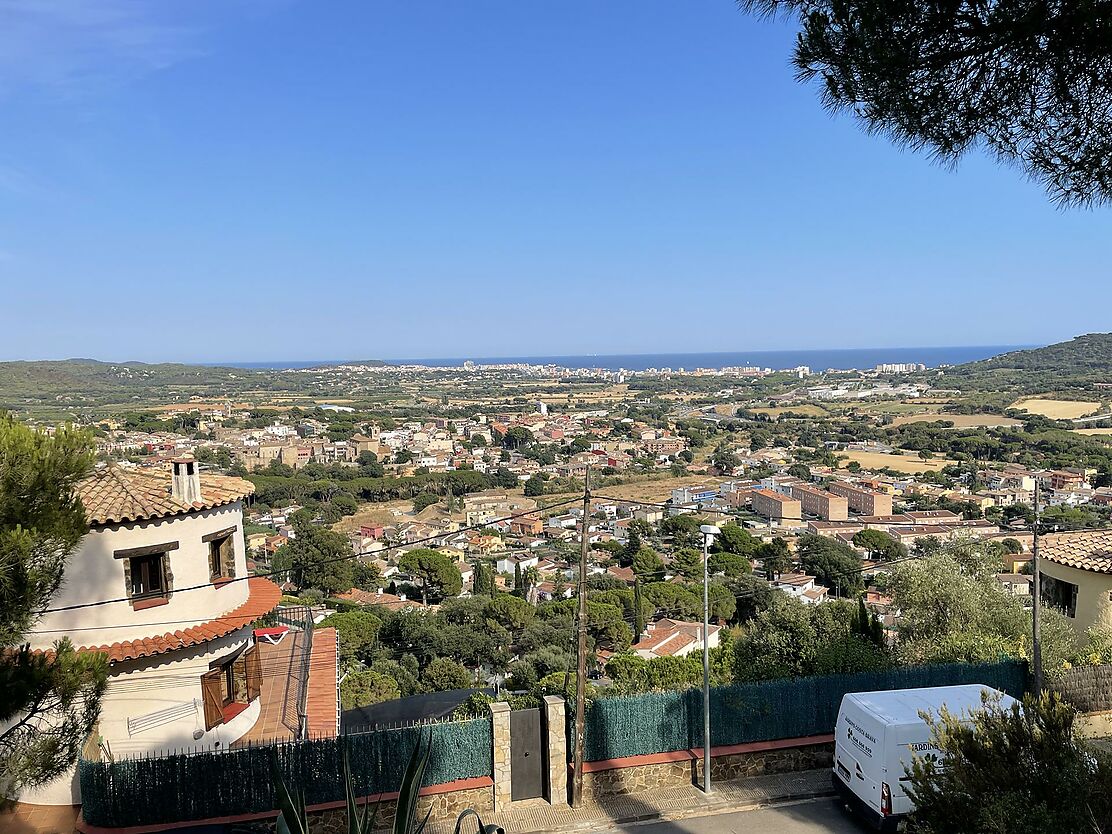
424 769 837 834
599 798 867 833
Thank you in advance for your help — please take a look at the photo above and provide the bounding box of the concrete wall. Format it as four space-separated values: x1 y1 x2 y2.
32 502 249 648
17 629 257 806
17 501 256 805
1038 560 1112 635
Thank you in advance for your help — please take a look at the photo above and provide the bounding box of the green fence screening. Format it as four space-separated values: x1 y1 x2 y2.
574 660 1027 762
79 717 492 828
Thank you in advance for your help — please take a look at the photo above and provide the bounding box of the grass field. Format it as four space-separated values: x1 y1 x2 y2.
749 405 829 418
1010 398 1102 419
1073 428 1112 436
890 414 1023 429
838 450 956 474
853 401 947 416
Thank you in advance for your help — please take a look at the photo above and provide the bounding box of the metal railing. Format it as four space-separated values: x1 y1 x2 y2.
127 699 200 737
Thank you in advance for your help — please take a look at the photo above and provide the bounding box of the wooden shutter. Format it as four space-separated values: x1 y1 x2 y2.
201 669 224 730
244 645 262 702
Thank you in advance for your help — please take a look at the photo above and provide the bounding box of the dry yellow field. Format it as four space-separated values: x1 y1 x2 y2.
1073 428 1112 436
890 414 1023 428
838 451 956 474
1010 398 1101 419
545 474 712 504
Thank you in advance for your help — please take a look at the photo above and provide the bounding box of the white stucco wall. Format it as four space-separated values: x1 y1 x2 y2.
31 502 250 650
14 501 264 806
16 628 261 805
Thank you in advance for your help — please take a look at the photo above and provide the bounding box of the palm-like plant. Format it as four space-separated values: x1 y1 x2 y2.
273 734 502 834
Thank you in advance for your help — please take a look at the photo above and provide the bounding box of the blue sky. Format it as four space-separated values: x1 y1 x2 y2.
0 1 1108 363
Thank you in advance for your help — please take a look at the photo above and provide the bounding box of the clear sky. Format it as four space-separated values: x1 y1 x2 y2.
0 1 1108 364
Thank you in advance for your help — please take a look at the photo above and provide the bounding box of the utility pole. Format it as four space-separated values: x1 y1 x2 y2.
572 465 590 808
699 524 720 794
1032 479 1043 697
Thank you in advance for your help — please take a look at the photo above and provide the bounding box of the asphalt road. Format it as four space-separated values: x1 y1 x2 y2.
602 798 871 834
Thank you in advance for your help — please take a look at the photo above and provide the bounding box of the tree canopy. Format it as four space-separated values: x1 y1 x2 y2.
0 415 107 793
398 548 463 603
274 522 353 594
743 0 1112 206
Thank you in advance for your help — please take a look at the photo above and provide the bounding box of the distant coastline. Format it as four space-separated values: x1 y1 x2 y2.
219 345 1030 372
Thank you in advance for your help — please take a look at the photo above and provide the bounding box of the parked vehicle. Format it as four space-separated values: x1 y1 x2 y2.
832 684 1016 831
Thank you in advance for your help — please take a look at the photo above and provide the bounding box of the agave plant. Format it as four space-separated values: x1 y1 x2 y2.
273 734 502 834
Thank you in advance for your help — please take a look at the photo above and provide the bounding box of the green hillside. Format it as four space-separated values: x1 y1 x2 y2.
969 334 1112 371
0 359 278 411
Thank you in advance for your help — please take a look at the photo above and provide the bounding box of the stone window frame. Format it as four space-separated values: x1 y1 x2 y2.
202 526 239 584
115 541 178 610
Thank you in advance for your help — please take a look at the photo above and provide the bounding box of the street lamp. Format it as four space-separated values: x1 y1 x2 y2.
699 523 720 794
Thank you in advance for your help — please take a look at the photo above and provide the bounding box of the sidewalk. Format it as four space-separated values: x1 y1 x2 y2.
423 769 835 834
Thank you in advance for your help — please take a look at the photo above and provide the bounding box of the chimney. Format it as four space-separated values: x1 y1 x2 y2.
171 458 202 505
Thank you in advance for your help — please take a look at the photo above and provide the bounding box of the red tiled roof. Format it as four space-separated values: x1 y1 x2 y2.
1041 530 1112 574
78 466 255 525
335 587 424 610
306 627 339 738
76 577 281 664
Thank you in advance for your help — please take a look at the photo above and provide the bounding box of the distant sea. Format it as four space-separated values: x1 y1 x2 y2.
221 345 1029 372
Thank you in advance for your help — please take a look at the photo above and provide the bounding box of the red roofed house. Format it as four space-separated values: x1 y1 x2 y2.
17 460 295 806
634 618 722 659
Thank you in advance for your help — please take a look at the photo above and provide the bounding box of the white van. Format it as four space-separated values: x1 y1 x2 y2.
832 684 1015 831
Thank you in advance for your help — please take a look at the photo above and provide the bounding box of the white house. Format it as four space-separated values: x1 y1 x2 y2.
495 553 540 575
633 619 721 659
772 572 829 605
19 460 285 805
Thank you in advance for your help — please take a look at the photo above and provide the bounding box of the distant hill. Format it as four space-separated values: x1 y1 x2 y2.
0 358 276 410
963 334 1112 372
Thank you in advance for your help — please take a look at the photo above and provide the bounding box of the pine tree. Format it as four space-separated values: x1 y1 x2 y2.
0 415 107 793
514 561 522 592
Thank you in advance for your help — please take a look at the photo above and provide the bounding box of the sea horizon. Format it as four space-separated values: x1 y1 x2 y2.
216 344 1032 372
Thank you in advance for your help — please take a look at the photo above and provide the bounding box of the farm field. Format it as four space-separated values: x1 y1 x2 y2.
1010 398 1102 419
545 474 713 505
838 450 956 474
890 413 1024 428
748 405 829 418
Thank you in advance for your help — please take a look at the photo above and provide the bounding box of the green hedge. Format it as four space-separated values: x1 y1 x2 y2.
574 661 1027 762
80 718 492 828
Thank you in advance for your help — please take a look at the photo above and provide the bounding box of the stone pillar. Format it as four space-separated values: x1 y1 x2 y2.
543 695 568 806
489 701 512 812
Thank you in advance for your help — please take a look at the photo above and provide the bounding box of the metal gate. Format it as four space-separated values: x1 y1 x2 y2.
509 707 545 801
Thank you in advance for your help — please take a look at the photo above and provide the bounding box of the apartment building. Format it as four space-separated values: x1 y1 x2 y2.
827 481 893 516
789 483 848 522
752 488 802 521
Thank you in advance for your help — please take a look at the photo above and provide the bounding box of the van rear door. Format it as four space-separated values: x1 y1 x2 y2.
835 698 883 814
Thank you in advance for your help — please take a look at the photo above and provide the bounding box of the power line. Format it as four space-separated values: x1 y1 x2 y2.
32 496 580 617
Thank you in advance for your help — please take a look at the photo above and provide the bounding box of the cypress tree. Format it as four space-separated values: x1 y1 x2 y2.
633 577 645 644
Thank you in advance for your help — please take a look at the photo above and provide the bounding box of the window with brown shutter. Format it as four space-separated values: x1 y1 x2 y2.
201 669 225 730
206 533 236 582
244 645 261 702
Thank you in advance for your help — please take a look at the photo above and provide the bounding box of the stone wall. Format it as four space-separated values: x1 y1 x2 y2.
581 741 834 801
583 757 692 800
244 785 493 834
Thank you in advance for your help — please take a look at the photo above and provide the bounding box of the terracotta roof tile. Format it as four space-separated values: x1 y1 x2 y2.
77 466 254 526
306 627 338 738
1041 530 1112 574
73 577 281 664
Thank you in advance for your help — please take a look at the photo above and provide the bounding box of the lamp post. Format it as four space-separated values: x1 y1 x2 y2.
699 523 720 794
